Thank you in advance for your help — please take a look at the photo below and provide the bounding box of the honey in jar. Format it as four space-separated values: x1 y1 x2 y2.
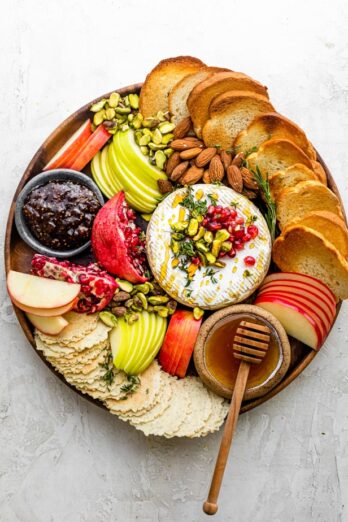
204 313 282 392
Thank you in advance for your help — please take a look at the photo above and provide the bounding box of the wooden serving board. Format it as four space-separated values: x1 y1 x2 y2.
4 84 344 415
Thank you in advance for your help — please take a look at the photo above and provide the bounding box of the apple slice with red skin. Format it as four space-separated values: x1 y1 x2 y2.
11 297 77 316
258 281 336 318
255 294 324 349
69 124 111 171
26 313 68 335
257 290 331 335
263 272 337 306
7 271 81 309
158 310 202 378
258 286 335 327
43 119 92 170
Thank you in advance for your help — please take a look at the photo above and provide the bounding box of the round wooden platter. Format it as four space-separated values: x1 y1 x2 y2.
4 84 344 415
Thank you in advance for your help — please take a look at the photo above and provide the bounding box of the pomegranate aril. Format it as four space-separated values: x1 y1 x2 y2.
244 256 256 266
229 209 237 219
192 257 200 265
207 205 216 215
228 248 236 258
234 241 244 251
218 251 226 258
236 217 244 225
234 226 245 239
208 222 222 231
242 233 252 242
247 225 259 238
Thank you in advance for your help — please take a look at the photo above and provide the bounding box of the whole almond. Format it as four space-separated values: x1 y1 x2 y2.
171 138 203 151
203 170 211 183
157 179 174 194
226 165 243 193
180 165 204 185
241 166 258 190
209 155 225 182
220 150 232 171
165 151 181 176
232 152 245 168
173 117 192 139
195 147 217 167
171 161 189 181
180 147 203 160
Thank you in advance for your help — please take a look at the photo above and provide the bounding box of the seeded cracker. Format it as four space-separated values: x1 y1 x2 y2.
104 360 161 414
37 312 99 345
174 377 212 437
135 377 192 438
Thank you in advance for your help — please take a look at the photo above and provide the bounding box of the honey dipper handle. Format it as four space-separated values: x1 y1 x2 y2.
203 361 250 516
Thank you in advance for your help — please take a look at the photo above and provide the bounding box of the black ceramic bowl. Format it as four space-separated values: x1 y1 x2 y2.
14 169 104 258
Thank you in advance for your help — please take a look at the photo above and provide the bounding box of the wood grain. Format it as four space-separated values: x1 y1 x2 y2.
4 84 345 415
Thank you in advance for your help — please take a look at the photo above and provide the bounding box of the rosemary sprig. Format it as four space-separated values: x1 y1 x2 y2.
251 165 277 242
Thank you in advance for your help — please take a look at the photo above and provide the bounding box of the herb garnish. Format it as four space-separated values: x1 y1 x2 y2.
204 267 218 284
100 352 114 387
245 215 258 226
243 269 252 278
250 165 277 242
120 375 141 399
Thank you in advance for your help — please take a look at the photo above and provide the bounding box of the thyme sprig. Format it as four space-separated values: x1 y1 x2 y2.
100 352 114 387
250 165 277 242
120 375 141 399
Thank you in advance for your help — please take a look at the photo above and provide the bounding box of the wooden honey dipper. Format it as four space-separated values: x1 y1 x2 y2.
203 320 271 515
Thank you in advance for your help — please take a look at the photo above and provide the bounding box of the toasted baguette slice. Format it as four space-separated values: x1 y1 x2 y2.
269 164 317 200
272 225 348 300
202 91 274 149
139 56 205 118
233 112 316 160
168 66 230 125
284 211 348 258
247 139 314 179
187 71 269 137
311 160 327 185
276 180 344 230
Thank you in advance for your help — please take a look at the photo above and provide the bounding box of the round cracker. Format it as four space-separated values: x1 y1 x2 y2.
174 377 212 438
191 391 229 437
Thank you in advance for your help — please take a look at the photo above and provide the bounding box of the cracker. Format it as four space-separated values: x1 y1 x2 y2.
194 392 229 437
104 360 162 414
174 377 212 438
134 377 192 438
37 312 99 345
126 374 173 426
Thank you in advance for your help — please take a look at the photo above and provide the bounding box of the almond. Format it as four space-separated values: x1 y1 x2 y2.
226 165 243 193
173 117 192 139
241 167 258 190
165 152 181 176
209 155 224 183
203 170 211 183
232 152 245 168
180 147 203 160
195 147 217 167
220 150 232 171
171 138 204 151
157 179 174 194
171 161 189 181
180 165 204 185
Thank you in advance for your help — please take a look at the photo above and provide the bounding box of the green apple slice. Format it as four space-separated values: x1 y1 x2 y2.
130 311 157 373
116 130 168 182
109 139 161 199
110 318 130 369
122 314 145 374
136 314 167 374
108 144 156 212
91 151 114 199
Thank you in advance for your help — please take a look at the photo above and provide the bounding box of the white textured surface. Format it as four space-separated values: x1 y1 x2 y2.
1 0 348 520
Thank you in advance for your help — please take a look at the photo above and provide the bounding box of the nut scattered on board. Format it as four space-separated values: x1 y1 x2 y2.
226 165 243 193
171 161 190 181
195 148 217 167
220 150 232 171
165 151 181 176
173 116 192 139
241 167 259 190
232 152 245 167
158 179 174 194
180 165 204 185
209 155 225 183
180 147 203 160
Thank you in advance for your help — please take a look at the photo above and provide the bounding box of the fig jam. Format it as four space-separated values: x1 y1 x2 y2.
22 180 101 250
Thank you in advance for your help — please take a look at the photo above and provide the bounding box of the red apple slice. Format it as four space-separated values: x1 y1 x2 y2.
255 294 323 349
158 310 202 378
43 120 92 170
258 285 335 323
258 281 336 318
7 271 80 309
263 272 337 306
26 313 68 335
11 297 77 316
69 124 111 171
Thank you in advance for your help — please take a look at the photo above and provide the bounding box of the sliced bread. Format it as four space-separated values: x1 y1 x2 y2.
202 91 274 149
269 164 317 200
283 211 348 258
311 160 327 185
276 180 344 230
139 56 205 118
272 225 348 300
187 71 269 137
233 112 316 160
168 66 230 125
247 139 314 179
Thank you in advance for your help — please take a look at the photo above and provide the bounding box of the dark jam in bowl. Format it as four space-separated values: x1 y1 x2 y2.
22 180 101 250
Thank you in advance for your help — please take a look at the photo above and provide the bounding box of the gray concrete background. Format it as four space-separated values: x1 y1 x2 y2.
1 0 348 520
